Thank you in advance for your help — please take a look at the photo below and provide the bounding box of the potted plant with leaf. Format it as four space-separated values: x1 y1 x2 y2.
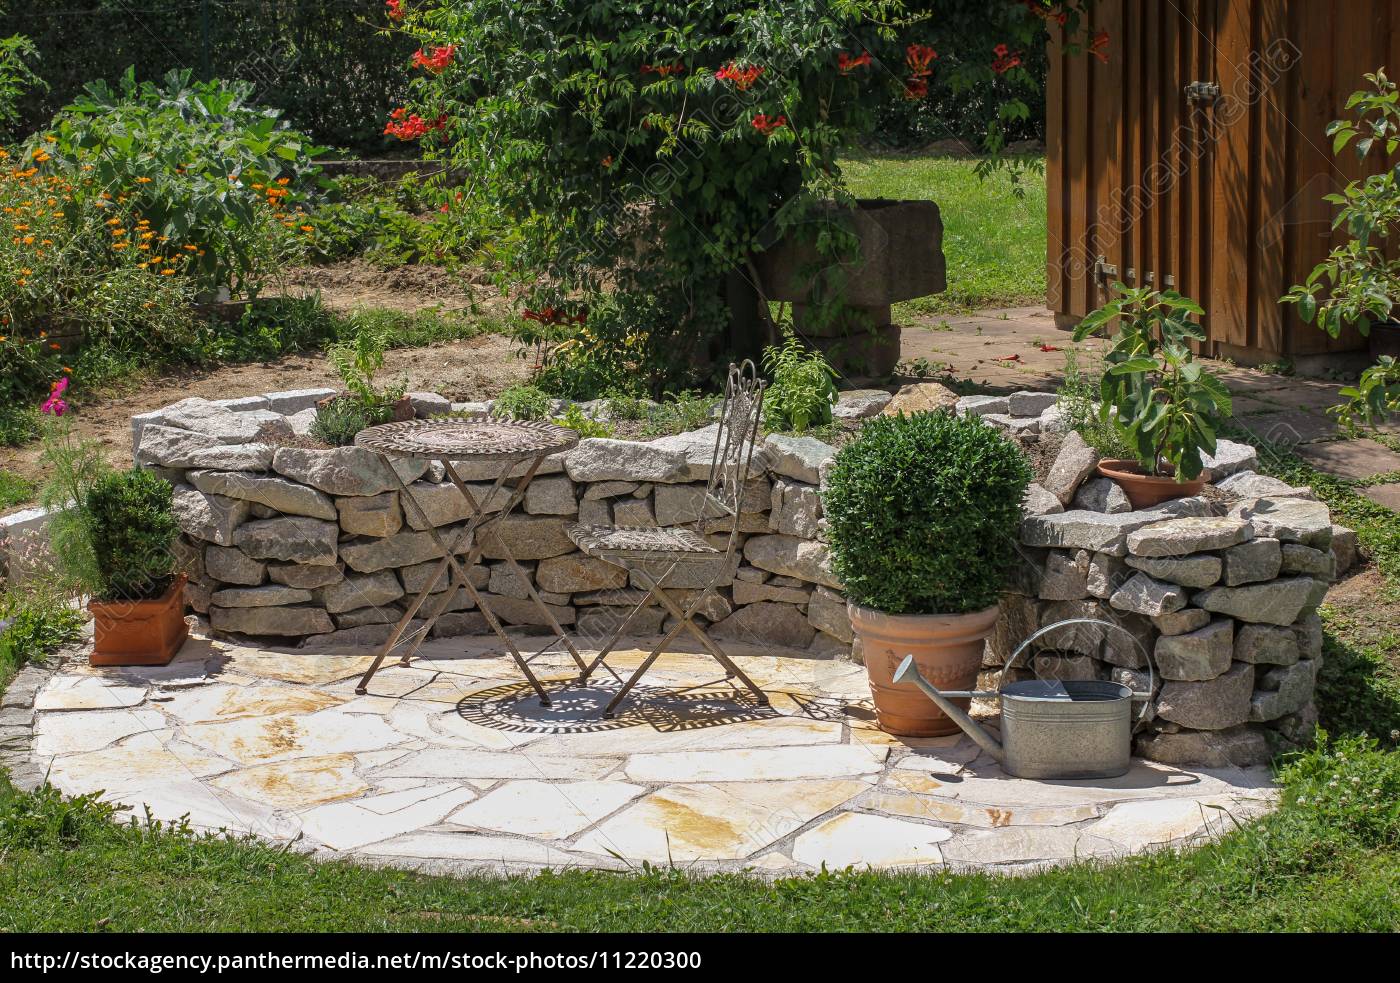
1072 286 1231 509
86 468 187 666
823 411 1030 736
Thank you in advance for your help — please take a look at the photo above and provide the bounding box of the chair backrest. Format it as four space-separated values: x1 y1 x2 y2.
702 360 766 533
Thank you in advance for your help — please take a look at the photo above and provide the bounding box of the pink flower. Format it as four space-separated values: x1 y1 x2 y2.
41 377 69 416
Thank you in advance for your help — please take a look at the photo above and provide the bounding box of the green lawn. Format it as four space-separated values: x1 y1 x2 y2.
1 726 1396 933
840 153 1047 316
0 470 34 511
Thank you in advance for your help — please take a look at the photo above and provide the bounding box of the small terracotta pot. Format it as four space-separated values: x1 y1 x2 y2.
1096 459 1205 511
849 601 1001 737
89 574 189 667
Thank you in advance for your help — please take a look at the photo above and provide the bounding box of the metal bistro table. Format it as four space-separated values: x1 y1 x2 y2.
352 417 587 704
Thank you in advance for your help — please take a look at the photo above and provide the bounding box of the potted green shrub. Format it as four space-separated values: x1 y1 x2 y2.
1072 286 1231 509
85 468 188 666
823 411 1030 736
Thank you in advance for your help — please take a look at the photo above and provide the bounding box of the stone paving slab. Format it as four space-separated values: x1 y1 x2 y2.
1295 440 1400 480
18 624 1278 877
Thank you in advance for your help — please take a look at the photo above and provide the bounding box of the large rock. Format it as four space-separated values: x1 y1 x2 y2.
1152 608 1211 637
1072 476 1131 514
1020 498 1212 555
1250 659 1318 721
480 594 576 627
204 546 266 586
654 482 736 526
340 529 447 573
400 559 488 594
402 481 510 530
272 447 428 497
1154 618 1233 681
337 492 403 538
1216 471 1315 501
710 601 816 648
160 397 267 443
1040 549 1091 601
210 584 313 608
743 534 841 588
173 485 250 547
1125 554 1221 589
768 480 822 539
807 586 852 643
1109 572 1187 617
1226 497 1333 548
1156 662 1254 730
955 395 1010 418
564 438 690 483
1222 537 1282 586
188 469 337 521
1086 551 1129 599
836 389 894 419
1193 576 1325 626
320 570 405 614
1126 516 1253 557
1200 439 1258 479
232 516 339 566
762 433 835 484
1279 543 1335 579
476 517 577 560
268 563 344 590
1044 431 1100 505
264 387 337 414
733 579 812 605
1008 391 1059 416
1234 623 1301 665
209 604 334 636
535 555 627 593
1134 725 1270 767
880 383 954 417
523 475 578 516
1023 483 1064 517
138 426 274 470
645 425 766 482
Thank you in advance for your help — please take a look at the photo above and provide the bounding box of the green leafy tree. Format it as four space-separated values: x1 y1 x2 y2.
1282 69 1400 431
389 1 1094 391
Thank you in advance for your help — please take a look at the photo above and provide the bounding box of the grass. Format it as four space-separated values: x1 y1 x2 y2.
0 730 1396 932
840 153 1047 317
0 470 34 510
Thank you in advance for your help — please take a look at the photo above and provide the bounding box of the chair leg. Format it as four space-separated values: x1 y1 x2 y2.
600 612 692 719
632 570 768 707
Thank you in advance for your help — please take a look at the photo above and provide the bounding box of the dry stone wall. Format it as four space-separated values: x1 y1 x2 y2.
131 384 1351 766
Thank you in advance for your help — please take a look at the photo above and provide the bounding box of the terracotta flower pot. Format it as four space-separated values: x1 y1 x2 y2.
89 573 189 667
849 601 1001 737
1096 459 1205 511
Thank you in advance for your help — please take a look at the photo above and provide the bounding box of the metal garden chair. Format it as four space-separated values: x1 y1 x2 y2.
568 361 769 718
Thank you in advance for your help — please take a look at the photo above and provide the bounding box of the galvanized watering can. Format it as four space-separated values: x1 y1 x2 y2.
893 619 1155 780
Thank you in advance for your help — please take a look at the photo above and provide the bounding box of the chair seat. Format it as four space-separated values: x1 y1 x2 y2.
568 523 719 560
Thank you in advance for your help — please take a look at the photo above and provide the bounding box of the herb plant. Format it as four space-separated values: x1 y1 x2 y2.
1072 286 1231 481
762 334 839 433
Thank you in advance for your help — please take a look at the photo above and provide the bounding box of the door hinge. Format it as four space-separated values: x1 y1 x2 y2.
1185 81 1221 104
1094 256 1119 286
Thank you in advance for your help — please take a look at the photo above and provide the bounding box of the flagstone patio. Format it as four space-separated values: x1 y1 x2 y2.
15 626 1278 876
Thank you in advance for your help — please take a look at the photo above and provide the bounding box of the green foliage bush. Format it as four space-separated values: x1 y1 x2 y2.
0 580 83 681
0 32 41 140
762 334 838 433
35 70 324 296
823 411 1030 614
84 468 178 602
491 385 552 421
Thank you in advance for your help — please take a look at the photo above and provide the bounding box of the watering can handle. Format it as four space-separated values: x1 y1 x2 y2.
1003 618 1158 733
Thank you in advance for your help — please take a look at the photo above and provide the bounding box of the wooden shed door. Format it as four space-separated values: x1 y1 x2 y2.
1047 1 1220 338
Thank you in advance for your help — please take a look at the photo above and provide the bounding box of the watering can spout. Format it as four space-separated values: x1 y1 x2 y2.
892 655 1005 763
